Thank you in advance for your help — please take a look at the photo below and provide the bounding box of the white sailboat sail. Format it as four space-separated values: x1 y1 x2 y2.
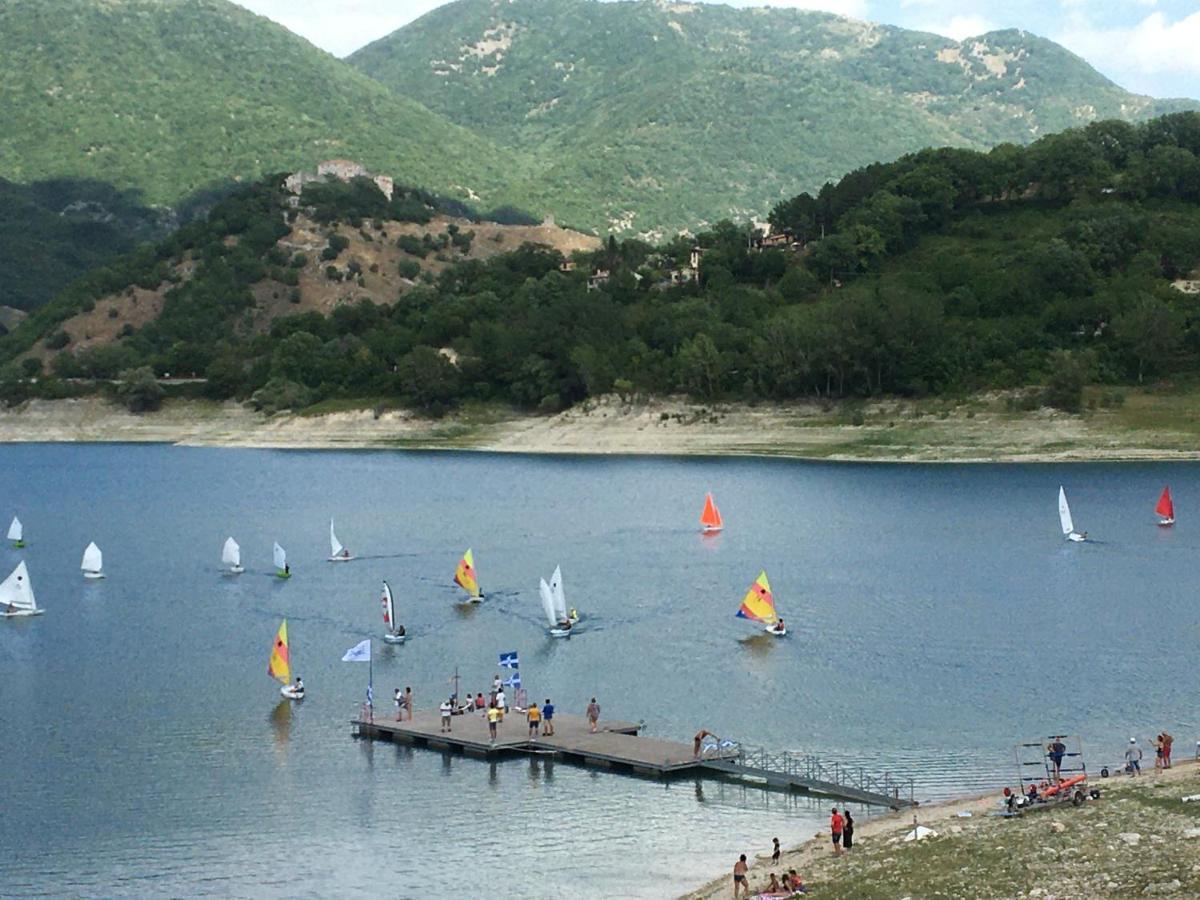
7 517 22 542
330 519 344 557
538 577 558 628
273 542 287 571
81 542 103 575
222 537 241 569
1058 486 1075 536
0 561 38 613
382 580 397 633
549 565 568 622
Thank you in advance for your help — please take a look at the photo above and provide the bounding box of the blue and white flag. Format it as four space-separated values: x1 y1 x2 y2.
366 682 374 706
342 639 372 662
503 673 522 689
499 650 519 669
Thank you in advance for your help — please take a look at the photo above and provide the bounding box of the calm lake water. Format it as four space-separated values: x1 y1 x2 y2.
1 444 1198 898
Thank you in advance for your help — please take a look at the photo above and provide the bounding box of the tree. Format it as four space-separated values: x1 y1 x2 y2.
675 333 723 398
1112 294 1185 382
398 346 460 413
115 366 164 413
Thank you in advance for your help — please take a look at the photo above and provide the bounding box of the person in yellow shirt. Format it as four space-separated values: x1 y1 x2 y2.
526 702 541 738
487 704 502 743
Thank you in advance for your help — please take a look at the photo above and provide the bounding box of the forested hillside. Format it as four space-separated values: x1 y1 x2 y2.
3 114 1199 417
351 0 1197 234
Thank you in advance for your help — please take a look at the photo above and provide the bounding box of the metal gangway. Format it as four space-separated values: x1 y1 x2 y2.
700 743 917 808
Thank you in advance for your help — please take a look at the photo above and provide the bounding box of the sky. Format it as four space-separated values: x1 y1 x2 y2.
235 0 1200 99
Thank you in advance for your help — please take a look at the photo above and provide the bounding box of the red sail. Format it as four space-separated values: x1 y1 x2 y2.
1156 486 1174 520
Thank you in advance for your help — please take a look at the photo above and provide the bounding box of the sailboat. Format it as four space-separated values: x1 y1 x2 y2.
270 619 304 700
81 542 105 580
273 542 291 578
328 519 354 562
0 561 42 618
7 516 24 548
700 492 724 533
1156 486 1175 526
222 537 244 574
736 570 786 636
550 564 579 625
454 549 482 602
381 580 406 644
540 565 576 637
1058 487 1087 542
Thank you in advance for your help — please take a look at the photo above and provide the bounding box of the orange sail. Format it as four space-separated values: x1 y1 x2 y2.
454 548 481 598
700 492 723 532
1156 486 1175 523
268 620 291 685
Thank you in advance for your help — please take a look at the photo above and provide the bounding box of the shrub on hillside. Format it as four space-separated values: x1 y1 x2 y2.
116 366 164 413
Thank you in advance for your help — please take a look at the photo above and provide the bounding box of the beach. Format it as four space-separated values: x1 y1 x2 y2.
2 389 1200 461
682 760 1200 899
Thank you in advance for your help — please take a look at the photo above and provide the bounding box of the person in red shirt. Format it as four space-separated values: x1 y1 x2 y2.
830 807 844 856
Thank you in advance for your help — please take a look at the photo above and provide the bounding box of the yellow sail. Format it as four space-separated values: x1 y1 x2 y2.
454 549 481 598
268 620 291 685
736 570 778 625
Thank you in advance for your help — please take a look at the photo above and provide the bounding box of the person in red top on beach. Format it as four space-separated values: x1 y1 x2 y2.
830 807 844 856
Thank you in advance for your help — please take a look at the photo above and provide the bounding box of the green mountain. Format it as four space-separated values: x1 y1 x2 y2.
0 0 526 207
350 0 1198 235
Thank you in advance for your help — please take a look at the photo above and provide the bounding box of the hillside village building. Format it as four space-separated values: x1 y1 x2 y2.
284 160 394 200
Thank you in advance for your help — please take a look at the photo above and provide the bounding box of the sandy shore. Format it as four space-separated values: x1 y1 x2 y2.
681 759 1200 899
1 393 1200 461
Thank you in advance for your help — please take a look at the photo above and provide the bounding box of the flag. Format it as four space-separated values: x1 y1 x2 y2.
342 639 372 662
499 650 519 669
503 673 522 689
366 682 374 707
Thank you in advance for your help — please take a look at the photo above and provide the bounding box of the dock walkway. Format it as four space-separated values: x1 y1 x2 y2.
353 708 916 807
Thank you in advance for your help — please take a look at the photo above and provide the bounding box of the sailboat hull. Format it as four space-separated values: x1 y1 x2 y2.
228 565 244 574
465 596 483 604
765 625 787 636
383 632 406 644
11 541 24 549
549 627 572 638
280 686 305 700
327 555 356 562
3 608 43 617
275 571 291 579
1067 533 1086 542
702 525 723 533
1158 518 1175 526
83 571 105 580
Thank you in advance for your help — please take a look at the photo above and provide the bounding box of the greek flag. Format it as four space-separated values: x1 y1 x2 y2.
342 639 372 662
498 651 519 669
503 673 522 689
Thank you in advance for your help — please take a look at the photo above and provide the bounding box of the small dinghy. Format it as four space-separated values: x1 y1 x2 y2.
269 619 304 700
7 516 24 549
1059 487 1087 542
454 548 482 603
381 580 406 644
328 519 354 562
540 565 574 637
700 492 723 533
273 542 291 578
81 542 105 580
1 561 42 618
222 537 244 574
736 570 786 636
1156 486 1175 526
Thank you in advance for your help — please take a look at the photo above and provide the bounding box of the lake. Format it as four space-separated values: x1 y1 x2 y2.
1 445 1198 897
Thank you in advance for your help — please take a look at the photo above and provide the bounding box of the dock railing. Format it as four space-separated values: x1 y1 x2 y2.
721 744 916 806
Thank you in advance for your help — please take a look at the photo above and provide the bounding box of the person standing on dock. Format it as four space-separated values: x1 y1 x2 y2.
732 854 748 899
542 698 555 736
487 703 501 743
587 697 600 733
394 688 402 722
830 807 844 856
440 697 453 733
526 702 541 738
403 686 414 722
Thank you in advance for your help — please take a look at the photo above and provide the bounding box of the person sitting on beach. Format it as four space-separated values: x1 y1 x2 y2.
786 870 806 893
475 692 486 710
766 873 781 893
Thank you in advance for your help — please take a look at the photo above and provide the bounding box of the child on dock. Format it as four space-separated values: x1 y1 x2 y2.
526 702 541 737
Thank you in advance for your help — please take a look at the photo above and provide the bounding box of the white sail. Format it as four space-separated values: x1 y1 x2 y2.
273 542 287 571
7 517 22 541
1058 486 1075 536
81 542 103 574
549 565 568 622
382 580 396 632
222 537 241 568
538 578 558 628
330 519 344 557
0 561 37 612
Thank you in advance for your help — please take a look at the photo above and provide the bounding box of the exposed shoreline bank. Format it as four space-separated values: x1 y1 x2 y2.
2 393 1200 462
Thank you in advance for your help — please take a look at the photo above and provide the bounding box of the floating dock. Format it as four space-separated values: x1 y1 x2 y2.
353 709 916 807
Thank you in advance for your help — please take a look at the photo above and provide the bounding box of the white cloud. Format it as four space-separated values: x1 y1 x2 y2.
738 0 872 20
1059 10 1200 82
922 13 999 40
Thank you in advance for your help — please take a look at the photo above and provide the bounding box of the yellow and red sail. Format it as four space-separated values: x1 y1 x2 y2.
736 571 777 624
454 549 480 598
700 492 723 531
268 620 291 685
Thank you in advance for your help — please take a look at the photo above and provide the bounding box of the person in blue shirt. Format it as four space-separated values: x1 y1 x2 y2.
541 698 555 736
